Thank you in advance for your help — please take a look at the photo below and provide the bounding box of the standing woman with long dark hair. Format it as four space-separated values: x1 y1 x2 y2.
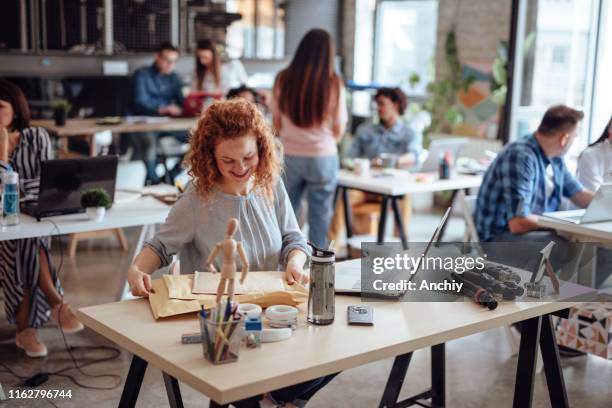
271 29 347 248
0 79 83 358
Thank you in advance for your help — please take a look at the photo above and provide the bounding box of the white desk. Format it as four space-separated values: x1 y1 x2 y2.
77 260 594 408
0 196 169 241
337 169 482 197
336 169 483 248
0 196 170 299
538 214 612 245
537 213 612 287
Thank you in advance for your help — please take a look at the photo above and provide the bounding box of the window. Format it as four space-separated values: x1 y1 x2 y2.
373 0 438 95
226 0 284 59
509 0 601 169
551 46 567 64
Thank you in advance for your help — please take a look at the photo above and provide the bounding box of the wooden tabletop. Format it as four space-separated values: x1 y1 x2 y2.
537 214 612 245
337 169 482 196
76 261 594 404
0 196 169 241
31 117 198 137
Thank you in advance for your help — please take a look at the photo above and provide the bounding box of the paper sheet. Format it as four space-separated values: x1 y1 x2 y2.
192 271 289 294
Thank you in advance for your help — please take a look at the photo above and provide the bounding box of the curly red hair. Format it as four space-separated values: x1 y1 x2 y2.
185 99 281 202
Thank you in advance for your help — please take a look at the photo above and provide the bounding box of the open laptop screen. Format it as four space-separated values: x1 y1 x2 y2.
37 156 118 216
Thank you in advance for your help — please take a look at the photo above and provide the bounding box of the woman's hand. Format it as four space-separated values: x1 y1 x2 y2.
285 249 309 285
285 263 308 285
127 247 162 297
127 265 155 297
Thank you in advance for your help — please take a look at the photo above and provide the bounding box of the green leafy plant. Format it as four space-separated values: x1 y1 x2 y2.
409 31 476 137
490 33 535 139
80 188 112 209
51 99 71 113
490 33 536 107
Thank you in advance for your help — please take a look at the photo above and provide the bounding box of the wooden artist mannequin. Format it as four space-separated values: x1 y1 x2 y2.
205 218 250 302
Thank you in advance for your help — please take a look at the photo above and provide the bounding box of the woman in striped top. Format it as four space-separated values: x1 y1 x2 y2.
0 79 83 358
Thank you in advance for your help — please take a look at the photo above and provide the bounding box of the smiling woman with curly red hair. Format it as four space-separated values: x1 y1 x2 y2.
128 98 309 284
186 98 280 202
125 99 339 407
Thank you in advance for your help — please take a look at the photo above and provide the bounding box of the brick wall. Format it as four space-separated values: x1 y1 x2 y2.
435 0 512 79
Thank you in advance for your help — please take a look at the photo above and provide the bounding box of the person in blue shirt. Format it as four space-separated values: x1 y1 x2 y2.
124 42 186 184
346 87 422 166
329 88 421 245
475 105 594 270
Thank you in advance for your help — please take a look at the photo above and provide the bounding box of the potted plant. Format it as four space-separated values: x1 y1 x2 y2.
51 99 71 126
80 188 112 221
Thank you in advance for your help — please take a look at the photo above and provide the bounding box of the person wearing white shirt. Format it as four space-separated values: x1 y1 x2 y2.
577 116 612 190
577 115 612 288
192 39 248 94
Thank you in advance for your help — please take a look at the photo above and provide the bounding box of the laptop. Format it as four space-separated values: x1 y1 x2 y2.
335 207 452 294
182 91 224 117
22 156 118 220
543 184 612 224
419 138 468 173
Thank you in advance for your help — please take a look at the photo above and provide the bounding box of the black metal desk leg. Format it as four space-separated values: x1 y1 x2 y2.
431 343 445 407
513 316 542 408
379 352 413 408
390 197 409 250
118 355 148 408
539 314 569 408
209 401 229 408
377 196 390 244
342 187 353 239
163 372 184 408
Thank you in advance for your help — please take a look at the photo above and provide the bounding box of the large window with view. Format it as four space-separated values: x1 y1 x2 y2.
373 0 438 95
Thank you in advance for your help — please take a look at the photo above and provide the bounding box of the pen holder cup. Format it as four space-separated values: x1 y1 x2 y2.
200 315 244 365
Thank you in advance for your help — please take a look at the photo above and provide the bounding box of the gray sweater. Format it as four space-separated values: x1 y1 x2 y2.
144 180 310 274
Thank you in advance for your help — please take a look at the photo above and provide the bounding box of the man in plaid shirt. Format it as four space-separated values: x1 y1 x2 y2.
475 105 594 246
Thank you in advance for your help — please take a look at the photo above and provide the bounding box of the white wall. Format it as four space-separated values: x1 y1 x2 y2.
284 0 340 56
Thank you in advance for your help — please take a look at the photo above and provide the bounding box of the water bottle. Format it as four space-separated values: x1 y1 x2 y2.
2 166 19 226
307 243 335 325
438 150 452 180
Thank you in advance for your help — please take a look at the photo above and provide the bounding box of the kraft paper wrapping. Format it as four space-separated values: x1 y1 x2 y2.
192 271 291 294
148 273 308 319
148 277 204 319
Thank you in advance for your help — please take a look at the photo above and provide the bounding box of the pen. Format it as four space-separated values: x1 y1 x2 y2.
217 298 235 362
223 297 232 322
200 306 213 359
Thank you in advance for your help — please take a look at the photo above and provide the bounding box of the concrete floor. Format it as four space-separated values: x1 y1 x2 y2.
1 211 611 407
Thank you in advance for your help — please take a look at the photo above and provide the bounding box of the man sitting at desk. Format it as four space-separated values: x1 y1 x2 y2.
124 42 185 184
329 87 422 246
474 105 594 268
346 87 421 165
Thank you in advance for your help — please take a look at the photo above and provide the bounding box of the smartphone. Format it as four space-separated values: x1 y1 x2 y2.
347 305 374 326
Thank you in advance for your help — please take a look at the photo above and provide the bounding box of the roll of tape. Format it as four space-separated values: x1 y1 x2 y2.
265 305 299 329
237 303 262 317
265 305 298 321
261 328 292 343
